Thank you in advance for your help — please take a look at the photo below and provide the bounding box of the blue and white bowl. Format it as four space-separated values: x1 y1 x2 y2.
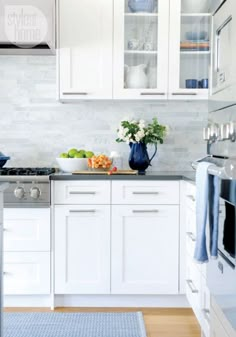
128 0 156 13
0 152 10 168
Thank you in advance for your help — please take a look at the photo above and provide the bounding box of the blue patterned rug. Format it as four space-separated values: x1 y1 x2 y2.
4 312 147 337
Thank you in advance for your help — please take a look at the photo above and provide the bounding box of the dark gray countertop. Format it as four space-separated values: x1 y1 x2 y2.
50 171 196 182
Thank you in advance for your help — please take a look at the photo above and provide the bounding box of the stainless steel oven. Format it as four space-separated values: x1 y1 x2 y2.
193 101 236 334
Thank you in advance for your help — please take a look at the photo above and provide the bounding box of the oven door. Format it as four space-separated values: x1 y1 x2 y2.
207 179 236 332
218 180 236 268
210 0 236 110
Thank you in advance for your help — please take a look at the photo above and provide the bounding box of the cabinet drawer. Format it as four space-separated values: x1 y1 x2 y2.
54 181 110 205
186 229 196 259
3 208 50 252
186 205 196 237
186 256 202 325
201 275 210 337
185 183 196 211
112 181 179 205
3 252 50 295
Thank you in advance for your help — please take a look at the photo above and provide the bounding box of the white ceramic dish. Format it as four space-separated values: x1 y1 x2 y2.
182 0 209 13
56 158 88 173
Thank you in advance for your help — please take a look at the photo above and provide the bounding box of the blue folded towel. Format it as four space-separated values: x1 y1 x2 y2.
194 162 220 263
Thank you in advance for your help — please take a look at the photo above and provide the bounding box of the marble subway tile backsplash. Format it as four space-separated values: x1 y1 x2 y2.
0 56 208 171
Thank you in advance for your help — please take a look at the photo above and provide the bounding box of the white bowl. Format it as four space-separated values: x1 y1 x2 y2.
56 158 88 173
182 0 208 13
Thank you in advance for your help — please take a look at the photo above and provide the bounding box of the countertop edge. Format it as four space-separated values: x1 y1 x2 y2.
50 172 196 182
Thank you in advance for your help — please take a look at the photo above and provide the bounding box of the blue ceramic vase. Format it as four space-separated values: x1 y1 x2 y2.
128 0 156 13
129 142 157 174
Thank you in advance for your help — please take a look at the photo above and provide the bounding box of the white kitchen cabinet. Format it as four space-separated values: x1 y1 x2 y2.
168 0 211 100
4 252 50 295
111 204 179 294
113 0 170 99
55 205 110 294
3 208 50 252
58 0 113 100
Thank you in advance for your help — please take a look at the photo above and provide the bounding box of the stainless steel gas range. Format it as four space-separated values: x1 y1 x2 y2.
0 168 56 208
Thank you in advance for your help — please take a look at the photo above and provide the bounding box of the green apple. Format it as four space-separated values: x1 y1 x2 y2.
73 152 85 158
85 151 94 158
78 149 86 155
68 148 78 158
60 153 69 158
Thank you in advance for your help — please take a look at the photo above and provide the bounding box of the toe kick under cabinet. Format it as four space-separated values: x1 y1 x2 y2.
53 180 180 295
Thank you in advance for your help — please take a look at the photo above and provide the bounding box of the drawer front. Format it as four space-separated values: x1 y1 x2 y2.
4 252 50 295
201 275 210 337
186 229 196 259
186 256 202 325
185 183 196 210
112 181 180 205
3 208 50 252
186 205 196 237
54 181 110 205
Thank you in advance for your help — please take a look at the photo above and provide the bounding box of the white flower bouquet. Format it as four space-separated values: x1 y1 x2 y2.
116 117 167 145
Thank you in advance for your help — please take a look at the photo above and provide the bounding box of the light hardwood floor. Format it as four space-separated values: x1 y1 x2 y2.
4 307 201 337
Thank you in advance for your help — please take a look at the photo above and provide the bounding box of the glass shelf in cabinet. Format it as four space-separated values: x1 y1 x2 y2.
124 12 159 17
180 51 210 55
124 50 158 55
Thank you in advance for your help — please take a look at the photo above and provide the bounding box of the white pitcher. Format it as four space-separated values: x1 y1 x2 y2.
125 64 148 89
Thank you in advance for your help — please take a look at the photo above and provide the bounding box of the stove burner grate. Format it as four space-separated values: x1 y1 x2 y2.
0 167 56 176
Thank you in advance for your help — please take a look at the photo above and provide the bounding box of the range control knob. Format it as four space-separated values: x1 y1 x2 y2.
14 186 25 199
30 187 41 200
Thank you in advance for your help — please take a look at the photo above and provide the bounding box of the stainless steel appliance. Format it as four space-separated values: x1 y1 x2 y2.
210 0 236 111
192 104 236 334
0 167 55 208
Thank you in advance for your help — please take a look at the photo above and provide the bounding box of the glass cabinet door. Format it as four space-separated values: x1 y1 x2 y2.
114 0 169 99
169 0 211 99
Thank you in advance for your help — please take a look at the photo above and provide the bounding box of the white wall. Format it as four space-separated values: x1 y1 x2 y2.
0 55 208 171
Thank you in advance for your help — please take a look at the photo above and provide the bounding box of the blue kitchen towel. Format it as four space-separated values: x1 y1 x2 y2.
208 174 220 258
194 162 219 263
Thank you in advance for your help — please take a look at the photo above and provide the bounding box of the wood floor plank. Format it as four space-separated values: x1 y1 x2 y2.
4 307 201 337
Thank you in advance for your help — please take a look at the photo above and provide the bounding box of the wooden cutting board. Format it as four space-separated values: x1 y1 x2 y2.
72 170 138 175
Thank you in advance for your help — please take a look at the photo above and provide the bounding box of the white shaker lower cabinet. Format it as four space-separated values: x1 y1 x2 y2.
3 208 51 296
4 252 50 295
111 205 179 294
54 205 110 294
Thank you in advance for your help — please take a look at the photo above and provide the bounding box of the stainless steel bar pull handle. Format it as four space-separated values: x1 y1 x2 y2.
132 192 159 195
69 191 96 195
186 279 198 293
63 92 88 95
187 195 195 202
69 210 96 213
172 92 197 96
140 92 165 96
186 232 196 242
132 210 159 214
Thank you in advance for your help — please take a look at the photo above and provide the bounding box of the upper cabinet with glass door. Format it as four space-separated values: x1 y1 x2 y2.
169 0 211 100
113 0 170 99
